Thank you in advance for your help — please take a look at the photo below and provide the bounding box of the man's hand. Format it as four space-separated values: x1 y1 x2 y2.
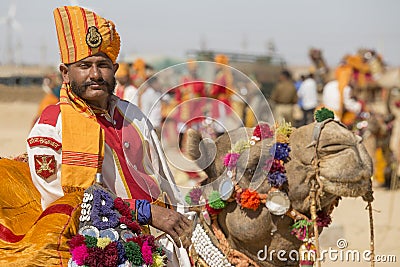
150 204 193 249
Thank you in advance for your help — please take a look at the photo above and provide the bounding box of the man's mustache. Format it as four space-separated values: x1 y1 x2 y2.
83 81 108 87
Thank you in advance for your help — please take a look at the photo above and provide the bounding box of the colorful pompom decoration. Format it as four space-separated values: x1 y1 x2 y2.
316 210 332 227
223 152 241 168
185 187 202 205
290 219 313 241
267 172 288 188
270 143 291 162
208 191 226 210
69 185 166 267
314 107 334 122
253 123 274 139
240 189 261 211
275 120 293 137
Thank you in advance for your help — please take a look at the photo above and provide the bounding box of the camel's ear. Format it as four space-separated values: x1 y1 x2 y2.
185 128 202 160
185 128 217 171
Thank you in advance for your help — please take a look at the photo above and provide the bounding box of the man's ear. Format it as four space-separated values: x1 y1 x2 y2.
113 63 119 75
59 64 69 83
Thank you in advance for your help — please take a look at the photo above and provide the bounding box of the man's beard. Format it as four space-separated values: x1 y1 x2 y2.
70 78 116 98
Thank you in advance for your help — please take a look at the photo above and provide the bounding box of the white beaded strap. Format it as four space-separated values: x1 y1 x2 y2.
191 224 233 267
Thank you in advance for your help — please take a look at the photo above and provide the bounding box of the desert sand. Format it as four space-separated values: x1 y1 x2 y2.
0 86 398 266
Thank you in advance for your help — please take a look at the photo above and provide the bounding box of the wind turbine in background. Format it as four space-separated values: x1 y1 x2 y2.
0 0 22 65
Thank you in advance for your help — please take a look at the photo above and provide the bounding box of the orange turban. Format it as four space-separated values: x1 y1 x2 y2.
214 54 229 65
133 58 145 71
115 62 130 78
187 59 197 71
53 6 120 64
133 58 146 80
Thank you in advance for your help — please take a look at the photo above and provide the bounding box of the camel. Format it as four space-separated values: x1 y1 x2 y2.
185 118 373 266
308 47 385 102
0 118 374 266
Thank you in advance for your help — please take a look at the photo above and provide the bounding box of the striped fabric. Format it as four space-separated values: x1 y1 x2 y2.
59 82 97 119
53 6 120 64
59 83 105 192
62 150 102 169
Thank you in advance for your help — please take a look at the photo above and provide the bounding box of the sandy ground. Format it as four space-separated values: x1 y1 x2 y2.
0 101 39 156
0 88 399 266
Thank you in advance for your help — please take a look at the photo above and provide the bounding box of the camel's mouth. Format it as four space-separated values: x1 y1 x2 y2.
319 175 371 197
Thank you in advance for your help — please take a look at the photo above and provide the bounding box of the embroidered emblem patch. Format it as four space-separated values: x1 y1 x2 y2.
34 155 56 180
27 137 62 151
86 26 102 48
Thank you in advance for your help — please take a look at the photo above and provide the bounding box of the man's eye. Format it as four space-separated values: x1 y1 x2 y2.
99 63 112 69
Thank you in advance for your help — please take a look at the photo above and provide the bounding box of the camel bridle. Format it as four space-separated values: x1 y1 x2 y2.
307 119 375 267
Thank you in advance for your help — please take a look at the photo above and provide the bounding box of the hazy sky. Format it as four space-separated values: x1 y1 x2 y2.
0 0 399 67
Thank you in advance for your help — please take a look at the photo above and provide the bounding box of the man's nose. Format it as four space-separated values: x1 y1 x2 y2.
89 65 102 80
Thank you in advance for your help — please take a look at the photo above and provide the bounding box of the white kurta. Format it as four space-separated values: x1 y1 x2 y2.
322 80 362 114
27 98 183 210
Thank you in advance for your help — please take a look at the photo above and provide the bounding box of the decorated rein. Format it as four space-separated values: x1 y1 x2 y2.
187 108 343 267
305 108 375 267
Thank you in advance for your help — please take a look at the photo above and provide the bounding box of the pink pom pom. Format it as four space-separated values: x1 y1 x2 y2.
223 153 240 167
71 244 89 266
141 241 154 265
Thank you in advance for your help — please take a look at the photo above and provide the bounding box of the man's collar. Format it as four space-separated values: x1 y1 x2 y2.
91 95 118 115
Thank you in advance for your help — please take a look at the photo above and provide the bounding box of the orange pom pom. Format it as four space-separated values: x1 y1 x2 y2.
240 189 261 211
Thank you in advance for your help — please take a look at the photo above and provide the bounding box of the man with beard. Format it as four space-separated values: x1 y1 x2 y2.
26 5 192 258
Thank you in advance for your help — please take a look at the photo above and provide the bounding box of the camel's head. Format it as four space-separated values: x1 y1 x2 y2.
287 119 373 209
186 120 373 266
186 120 373 210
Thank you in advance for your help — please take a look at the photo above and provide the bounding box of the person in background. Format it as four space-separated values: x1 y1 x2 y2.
27 6 192 258
297 72 318 125
114 62 138 104
270 69 298 124
293 74 305 127
131 58 148 88
209 54 234 136
174 60 206 148
294 74 305 92
140 76 163 133
32 72 61 127
322 71 362 125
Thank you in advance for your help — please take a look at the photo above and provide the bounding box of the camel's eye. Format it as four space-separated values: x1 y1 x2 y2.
320 144 348 154
245 168 255 176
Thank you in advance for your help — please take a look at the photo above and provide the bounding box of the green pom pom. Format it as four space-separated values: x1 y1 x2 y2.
208 191 226 209
314 107 334 122
84 235 97 248
156 246 164 255
124 241 143 265
291 219 313 230
185 194 192 205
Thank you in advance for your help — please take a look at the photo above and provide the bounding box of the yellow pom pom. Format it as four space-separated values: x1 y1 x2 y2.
96 237 112 249
275 120 293 138
151 253 167 267
232 140 250 154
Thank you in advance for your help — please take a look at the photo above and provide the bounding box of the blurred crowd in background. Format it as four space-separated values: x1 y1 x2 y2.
35 48 400 190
